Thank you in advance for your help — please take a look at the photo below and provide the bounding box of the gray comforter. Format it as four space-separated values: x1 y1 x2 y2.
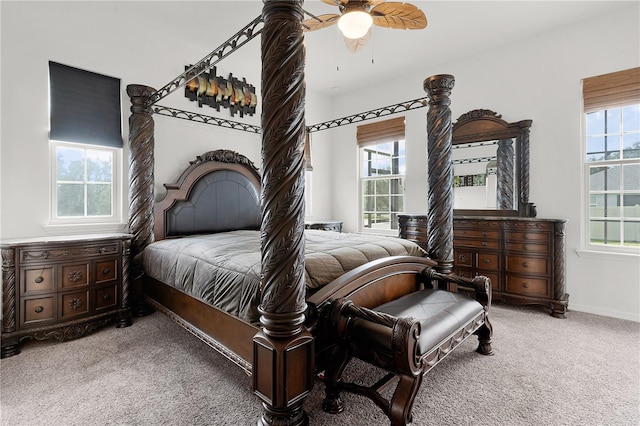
141 229 427 324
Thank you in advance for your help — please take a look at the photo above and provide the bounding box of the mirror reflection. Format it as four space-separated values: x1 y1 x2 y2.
453 139 516 210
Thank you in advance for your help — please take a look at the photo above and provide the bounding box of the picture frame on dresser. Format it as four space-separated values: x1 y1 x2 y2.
1 233 133 358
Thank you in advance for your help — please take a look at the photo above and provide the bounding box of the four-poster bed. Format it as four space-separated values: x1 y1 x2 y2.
126 2 493 425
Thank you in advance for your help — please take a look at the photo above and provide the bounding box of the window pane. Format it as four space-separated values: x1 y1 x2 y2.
623 104 640 131
623 195 640 219
622 133 640 159
376 179 389 195
589 194 605 218
591 165 620 191
56 146 85 181
363 180 375 196
623 221 640 245
390 178 403 195
86 150 112 182
375 195 389 212
87 184 112 216
590 220 605 244
606 108 621 133
623 164 640 191
605 135 621 159
57 183 84 216
606 220 621 243
378 142 392 155
364 196 375 211
374 213 390 229
605 194 621 218
390 195 403 212
377 157 391 174
586 111 605 135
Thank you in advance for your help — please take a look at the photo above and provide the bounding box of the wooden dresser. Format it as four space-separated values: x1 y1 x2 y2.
398 215 568 317
1 233 133 358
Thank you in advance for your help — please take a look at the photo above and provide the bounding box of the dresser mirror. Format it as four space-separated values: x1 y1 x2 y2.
452 109 536 217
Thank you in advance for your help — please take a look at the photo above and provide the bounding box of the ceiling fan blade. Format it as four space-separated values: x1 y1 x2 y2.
371 2 427 30
302 14 340 32
321 0 348 5
365 0 387 5
343 28 372 53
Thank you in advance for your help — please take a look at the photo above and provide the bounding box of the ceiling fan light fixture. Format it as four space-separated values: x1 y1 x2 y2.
337 10 373 39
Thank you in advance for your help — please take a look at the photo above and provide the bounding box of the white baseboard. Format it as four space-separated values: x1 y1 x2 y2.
569 303 639 322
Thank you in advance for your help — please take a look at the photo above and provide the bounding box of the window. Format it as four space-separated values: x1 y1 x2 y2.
358 117 406 233
583 68 640 250
48 62 123 225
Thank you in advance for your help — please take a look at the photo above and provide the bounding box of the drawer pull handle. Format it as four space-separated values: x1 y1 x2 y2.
103 268 111 275
68 271 83 282
522 282 529 288
483 258 491 264
99 248 107 254
482 241 488 247
103 294 110 301
482 231 487 237
34 277 44 284
34 306 44 313
522 262 529 268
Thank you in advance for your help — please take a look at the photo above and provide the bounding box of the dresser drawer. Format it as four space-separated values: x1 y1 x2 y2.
505 241 549 253
454 238 501 250
454 229 501 240
59 290 90 320
454 249 473 267
505 230 550 244
21 266 56 294
18 242 121 264
22 296 56 326
506 275 549 297
60 263 90 289
476 252 500 270
506 255 549 275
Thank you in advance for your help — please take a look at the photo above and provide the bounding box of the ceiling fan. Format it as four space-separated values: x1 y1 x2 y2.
303 0 427 51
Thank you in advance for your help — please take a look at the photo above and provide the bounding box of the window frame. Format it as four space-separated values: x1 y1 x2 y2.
581 104 640 254
48 140 123 228
358 138 406 235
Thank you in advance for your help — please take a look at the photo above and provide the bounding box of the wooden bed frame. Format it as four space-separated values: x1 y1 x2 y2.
125 2 463 424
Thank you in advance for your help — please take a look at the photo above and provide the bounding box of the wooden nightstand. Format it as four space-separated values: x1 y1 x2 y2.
305 221 343 232
1 233 133 358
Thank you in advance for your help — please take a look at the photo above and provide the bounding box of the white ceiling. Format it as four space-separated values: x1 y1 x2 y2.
139 1 635 97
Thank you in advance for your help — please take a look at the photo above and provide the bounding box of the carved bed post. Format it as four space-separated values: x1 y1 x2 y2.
253 1 313 426
424 74 455 275
126 85 156 316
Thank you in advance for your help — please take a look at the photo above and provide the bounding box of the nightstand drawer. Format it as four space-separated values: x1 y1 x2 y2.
60 263 90 289
96 259 117 283
95 285 118 311
454 249 473 267
59 290 90 320
22 266 56 294
22 296 56 326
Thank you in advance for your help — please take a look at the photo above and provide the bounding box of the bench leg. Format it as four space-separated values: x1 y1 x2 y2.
475 317 494 356
322 345 351 414
389 373 423 426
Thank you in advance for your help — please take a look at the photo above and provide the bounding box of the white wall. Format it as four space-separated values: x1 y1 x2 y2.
327 4 640 321
0 1 334 238
1 2 638 320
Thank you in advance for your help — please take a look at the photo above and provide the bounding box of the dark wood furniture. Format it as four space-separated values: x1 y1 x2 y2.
305 221 343 232
126 3 483 423
398 214 568 317
1 233 132 358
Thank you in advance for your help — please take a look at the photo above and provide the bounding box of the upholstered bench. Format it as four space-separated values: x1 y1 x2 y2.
321 271 493 426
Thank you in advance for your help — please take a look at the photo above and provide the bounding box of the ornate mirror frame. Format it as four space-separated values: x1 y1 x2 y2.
452 109 536 217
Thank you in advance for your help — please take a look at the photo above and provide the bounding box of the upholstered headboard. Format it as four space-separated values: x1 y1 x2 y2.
153 150 261 240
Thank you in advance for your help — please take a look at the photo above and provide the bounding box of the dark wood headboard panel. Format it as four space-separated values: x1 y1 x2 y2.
153 150 261 241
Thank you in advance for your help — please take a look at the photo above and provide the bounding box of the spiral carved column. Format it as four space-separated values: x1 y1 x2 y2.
126 85 156 258
1 248 16 334
496 139 515 210
253 2 312 425
424 74 455 274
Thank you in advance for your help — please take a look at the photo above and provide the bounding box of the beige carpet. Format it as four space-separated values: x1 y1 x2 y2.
1 304 638 426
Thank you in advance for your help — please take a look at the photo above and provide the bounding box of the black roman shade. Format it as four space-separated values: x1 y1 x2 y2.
49 61 123 147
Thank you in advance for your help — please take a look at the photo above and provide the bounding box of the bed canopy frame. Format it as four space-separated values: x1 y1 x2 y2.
126 2 456 424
